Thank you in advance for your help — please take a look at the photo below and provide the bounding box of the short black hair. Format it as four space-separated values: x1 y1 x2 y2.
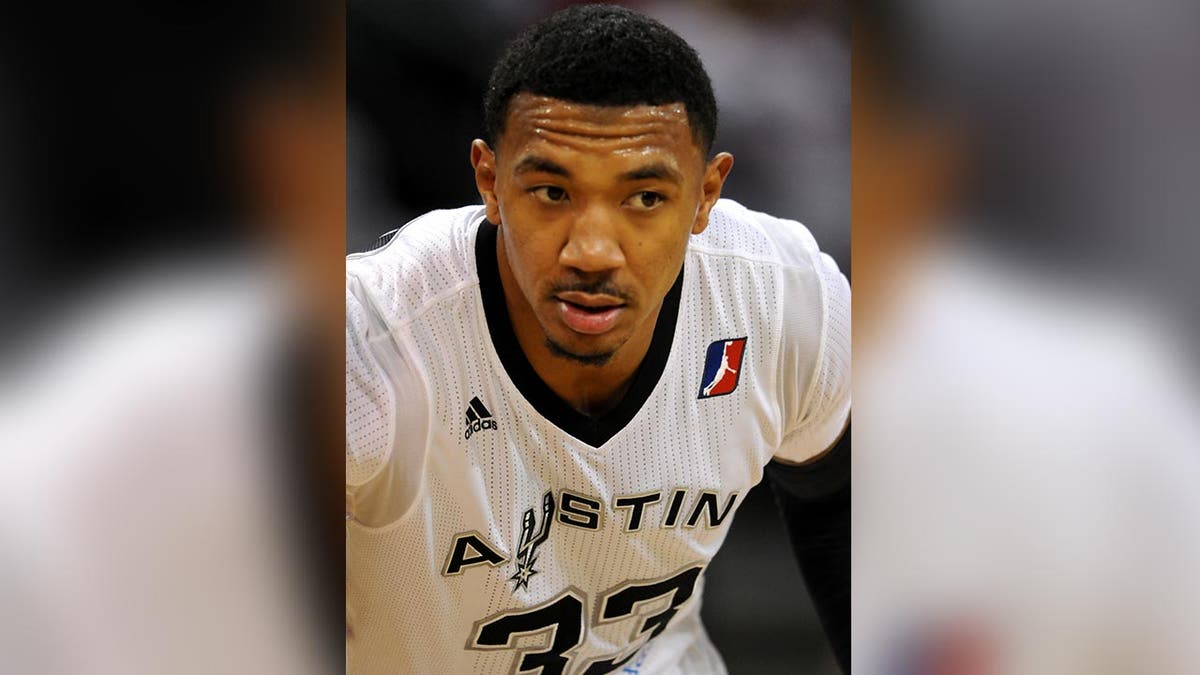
483 4 718 155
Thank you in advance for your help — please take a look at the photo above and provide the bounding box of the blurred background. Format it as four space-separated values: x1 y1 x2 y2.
0 2 343 672
854 0 1200 673
347 1 849 672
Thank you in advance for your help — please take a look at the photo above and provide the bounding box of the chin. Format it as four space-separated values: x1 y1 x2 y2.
544 337 618 367
543 324 633 364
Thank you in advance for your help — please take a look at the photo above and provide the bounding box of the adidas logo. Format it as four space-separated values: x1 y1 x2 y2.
464 396 498 439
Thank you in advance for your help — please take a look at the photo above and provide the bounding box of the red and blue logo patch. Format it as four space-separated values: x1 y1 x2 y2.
698 337 747 399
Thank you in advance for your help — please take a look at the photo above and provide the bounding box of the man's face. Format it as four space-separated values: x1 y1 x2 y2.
473 94 732 366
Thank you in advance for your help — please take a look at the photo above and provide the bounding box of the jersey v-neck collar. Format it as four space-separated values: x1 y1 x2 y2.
474 218 683 448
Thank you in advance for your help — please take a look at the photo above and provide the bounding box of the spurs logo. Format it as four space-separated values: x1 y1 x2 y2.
510 491 554 592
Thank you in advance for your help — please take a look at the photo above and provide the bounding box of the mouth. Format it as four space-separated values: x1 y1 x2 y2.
554 292 627 335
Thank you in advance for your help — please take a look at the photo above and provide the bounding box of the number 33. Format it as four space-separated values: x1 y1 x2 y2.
467 565 703 675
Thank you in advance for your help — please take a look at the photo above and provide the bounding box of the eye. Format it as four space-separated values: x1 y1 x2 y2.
530 186 568 204
626 191 666 211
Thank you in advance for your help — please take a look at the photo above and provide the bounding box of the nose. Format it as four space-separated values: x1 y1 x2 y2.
559 203 626 274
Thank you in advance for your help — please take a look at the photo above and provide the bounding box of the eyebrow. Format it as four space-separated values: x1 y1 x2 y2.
620 163 683 184
512 156 684 184
513 156 570 177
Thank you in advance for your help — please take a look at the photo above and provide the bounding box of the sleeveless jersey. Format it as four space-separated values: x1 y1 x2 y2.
346 198 850 674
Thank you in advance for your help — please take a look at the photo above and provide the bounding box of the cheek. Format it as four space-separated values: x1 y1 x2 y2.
628 222 691 294
508 227 554 268
500 212 559 293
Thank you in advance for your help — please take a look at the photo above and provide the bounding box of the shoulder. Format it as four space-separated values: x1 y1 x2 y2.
688 199 845 337
346 205 486 328
689 198 847 353
690 198 827 272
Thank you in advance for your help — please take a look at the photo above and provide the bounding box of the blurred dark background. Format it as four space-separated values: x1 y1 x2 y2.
1 3 344 672
348 1 848 672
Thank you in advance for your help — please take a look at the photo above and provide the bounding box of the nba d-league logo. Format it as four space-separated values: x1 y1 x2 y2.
698 338 747 399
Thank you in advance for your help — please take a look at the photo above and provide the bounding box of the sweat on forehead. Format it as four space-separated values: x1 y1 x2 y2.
506 95 691 138
483 4 719 155
495 96 704 170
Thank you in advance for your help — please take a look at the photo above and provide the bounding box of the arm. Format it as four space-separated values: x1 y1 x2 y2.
346 273 426 527
770 239 851 671
765 422 850 673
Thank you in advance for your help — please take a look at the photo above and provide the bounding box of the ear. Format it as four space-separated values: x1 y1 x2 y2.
471 139 501 225
691 152 734 235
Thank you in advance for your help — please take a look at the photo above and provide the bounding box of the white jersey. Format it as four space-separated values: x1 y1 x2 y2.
346 198 850 674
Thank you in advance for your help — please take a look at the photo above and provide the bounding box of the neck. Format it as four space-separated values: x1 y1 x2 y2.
520 311 658 417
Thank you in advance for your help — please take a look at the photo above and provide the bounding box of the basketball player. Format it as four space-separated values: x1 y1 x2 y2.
346 5 850 673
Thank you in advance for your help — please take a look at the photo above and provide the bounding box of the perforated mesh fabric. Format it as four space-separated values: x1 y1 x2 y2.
776 249 852 463
345 285 397 488
812 251 852 428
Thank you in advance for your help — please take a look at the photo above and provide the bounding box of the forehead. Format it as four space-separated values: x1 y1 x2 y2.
498 94 702 168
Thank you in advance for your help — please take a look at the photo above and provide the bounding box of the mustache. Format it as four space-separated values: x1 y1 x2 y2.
547 277 632 302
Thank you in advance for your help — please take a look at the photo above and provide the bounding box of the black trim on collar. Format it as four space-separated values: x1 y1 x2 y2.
475 218 683 448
